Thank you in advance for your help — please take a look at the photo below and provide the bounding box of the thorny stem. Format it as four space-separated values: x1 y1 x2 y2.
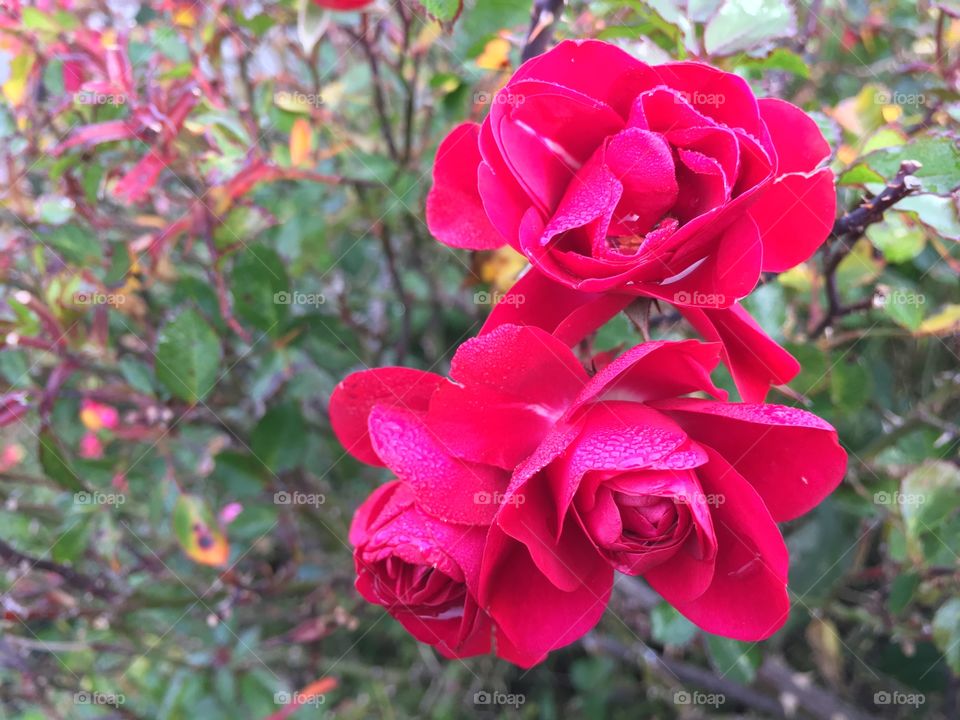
808 160 923 338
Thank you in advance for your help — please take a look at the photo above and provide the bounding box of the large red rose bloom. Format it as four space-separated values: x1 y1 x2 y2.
426 40 837 401
331 325 847 664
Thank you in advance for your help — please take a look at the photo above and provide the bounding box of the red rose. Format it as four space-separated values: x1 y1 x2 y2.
331 325 846 664
349 480 496 660
425 40 836 401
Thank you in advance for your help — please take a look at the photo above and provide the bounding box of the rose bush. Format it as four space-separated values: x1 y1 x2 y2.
331 325 846 665
426 40 836 401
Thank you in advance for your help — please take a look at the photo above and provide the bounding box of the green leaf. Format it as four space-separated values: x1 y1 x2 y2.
21 7 60 32
830 360 872 412
651 602 698 647
888 572 920 615
933 598 960 673
898 194 960 240
866 213 926 264
900 461 960 540
853 138 960 195
119 356 156 395
52 517 92 564
250 402 307 474
420 0 462 23
45 224 101 265
738 47 810 78
705 635 761 684
704 0 796 56
155 309 223 403
296 0 327 53
39 430 87 492
230 244 290 336
458 0 530 57
875 282 927 330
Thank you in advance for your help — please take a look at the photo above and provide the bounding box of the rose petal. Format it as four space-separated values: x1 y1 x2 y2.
662 449 790 641
480 525 613 661
649 398 847 522
426 122 506 250
480 267 633 346
330 368 446 466
680 304 800 402
367 405 509 526
750 167 836 273
759 98 831 175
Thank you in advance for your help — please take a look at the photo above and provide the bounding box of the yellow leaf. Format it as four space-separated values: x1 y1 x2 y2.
174 495 230 568
829 85 886 136
916 304 960 336
476 246 527 293
413 21 442 54
289 118 313 167
836 144 858 166
476 37 511 71
2 52 34 107
173 7 197 27
777 263 814 292
881 104 902 123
